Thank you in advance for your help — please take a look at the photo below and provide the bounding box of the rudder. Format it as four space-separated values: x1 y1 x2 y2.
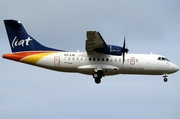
4 20 60 52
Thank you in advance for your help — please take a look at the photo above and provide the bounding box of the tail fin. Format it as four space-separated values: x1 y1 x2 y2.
4 19 60 52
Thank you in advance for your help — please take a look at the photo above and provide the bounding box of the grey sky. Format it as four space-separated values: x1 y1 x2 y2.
0 0 180 119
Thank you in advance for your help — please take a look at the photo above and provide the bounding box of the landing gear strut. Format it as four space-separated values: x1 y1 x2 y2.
93 70 104 84
163 75 168 82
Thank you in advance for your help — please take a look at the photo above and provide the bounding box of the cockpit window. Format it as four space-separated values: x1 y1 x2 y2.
164 58 169 61
157 57 169 61
158 57 161 60
162 57 165 60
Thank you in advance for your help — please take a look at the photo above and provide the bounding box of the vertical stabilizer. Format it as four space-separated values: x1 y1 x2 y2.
4 20 60 52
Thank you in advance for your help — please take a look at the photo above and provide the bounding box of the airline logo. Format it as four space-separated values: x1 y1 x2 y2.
12 36 32 48
110 45 121 53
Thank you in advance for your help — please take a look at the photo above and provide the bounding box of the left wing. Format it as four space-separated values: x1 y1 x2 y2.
86 31 108 54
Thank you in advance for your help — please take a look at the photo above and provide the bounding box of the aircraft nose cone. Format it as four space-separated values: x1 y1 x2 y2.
172 64 179 73
172 64 179 72
167 62 179 74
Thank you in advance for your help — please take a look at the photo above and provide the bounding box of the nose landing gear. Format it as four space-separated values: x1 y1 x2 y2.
163 75 168 82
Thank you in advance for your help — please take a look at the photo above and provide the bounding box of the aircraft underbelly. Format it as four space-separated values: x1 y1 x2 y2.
119 70 164 75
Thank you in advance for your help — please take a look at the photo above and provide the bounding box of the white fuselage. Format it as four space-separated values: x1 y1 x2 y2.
31 52 178 76
3 20 179 83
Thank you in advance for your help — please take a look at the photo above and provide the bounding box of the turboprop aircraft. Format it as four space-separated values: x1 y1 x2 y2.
2 20 179 84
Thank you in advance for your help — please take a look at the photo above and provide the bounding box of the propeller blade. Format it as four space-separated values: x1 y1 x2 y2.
123 36 125 49
122 36 126 64
122 51 125 64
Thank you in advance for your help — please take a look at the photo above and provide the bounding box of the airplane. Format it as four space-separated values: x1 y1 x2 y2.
2 19 179 84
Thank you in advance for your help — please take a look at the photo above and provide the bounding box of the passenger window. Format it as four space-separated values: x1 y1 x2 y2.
102 58 104 61
64 57 67 60
136 59 138 62
110 58 113 62
127 59 129 62
89 58 91 61
72 57 75 60
119 58 121 62
81 57 83 61
106 58 109 61
97 58 100 61
68 57 71 60
114 58 117 62
93 58 96 61
77 57 79 61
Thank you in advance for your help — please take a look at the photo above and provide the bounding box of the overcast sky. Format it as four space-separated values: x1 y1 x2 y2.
0 0 180 119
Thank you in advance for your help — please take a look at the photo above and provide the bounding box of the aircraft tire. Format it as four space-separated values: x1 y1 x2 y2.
95 78 101 84
93 72 99 79
93 72 103 79
164 78 168 82
93 72 102 84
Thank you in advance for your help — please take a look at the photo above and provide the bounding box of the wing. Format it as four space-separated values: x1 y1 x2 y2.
86 31 108 54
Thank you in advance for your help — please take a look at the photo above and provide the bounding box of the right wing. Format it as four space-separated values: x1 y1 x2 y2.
86 31 108 54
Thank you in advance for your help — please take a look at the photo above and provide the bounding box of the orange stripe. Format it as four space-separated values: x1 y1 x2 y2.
2 52 51 61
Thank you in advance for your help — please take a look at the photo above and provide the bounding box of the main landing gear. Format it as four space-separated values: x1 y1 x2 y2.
163 75 168 82
93 70 104 84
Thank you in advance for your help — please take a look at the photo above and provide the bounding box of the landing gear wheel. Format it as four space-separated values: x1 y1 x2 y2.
93 72 99 79
93 71 103 84
95 78 101 84
164 78 168 82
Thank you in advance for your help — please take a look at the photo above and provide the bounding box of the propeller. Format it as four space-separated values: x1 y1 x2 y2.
122 36 129 64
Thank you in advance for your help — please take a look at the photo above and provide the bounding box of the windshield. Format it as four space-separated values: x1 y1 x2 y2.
157 57 169 61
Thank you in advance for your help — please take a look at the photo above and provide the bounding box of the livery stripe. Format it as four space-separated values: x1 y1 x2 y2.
20 52 54 65
3 52 44 61
2 52 55 65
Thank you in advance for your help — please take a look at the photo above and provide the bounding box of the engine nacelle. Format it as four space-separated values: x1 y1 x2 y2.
94 45 123 55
